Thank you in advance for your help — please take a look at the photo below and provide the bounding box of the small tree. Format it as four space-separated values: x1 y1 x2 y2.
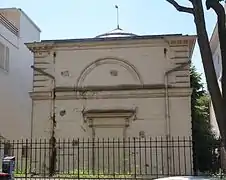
191 65 219 173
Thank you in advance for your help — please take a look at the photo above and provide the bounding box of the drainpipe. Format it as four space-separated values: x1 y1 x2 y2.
164 61 191 138
164 61 190 175
30 100 34 140
31 65 55 140
164 74 170 138
31 54 56 176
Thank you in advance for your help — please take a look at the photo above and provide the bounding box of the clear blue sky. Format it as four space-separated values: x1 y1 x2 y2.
0 0 219 84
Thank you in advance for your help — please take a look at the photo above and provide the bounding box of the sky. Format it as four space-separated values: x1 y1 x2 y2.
0 0 220 84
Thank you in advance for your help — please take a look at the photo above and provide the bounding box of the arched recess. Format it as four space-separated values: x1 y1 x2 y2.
76 57 144 87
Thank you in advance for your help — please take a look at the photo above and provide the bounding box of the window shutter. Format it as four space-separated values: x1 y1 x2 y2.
5 46 9 71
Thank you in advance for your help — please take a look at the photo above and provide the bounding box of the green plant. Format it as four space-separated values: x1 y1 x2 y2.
14 169 134 178
56 169 133 178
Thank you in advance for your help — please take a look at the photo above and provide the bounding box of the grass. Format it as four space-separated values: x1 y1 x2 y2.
14 169 134 178
56 170 133 178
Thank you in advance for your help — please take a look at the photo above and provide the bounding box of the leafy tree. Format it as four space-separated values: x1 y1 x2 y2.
166 0 226 147
191 65 219 173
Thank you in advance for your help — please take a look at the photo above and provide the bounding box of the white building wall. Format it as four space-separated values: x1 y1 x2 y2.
27 36 195 140
19 9 41 43
0 9 40 140
209 23 222 138
26 36 194 175
213 44 222 79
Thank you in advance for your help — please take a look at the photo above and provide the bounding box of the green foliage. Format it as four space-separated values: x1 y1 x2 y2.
57 170 133 179
191 65 219 173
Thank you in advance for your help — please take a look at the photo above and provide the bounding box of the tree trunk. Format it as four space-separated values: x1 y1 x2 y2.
191 0 226 142
166 0 226 172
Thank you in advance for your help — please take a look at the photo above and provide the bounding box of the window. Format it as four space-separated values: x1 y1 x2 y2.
217 54 220 65
0 41 9 71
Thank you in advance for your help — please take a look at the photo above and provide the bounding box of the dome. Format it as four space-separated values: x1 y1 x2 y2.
95 27 137 38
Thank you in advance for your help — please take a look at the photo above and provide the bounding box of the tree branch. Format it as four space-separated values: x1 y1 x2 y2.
191 0 226 142
166 0 194 14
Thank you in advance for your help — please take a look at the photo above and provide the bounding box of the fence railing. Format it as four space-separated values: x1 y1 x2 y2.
0 137 220 179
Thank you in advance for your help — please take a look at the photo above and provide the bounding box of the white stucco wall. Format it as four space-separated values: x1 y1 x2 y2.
0 9 40 140
28 36 195 140
54 46 167 86
31 96 192 139
213 44 222 79
26 35 195 175
209 24 221 138
19 9 41 43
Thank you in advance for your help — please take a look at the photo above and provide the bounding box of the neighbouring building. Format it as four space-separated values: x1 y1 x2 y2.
209 7 226 172
209 22 222 138
0 8 41 140
208 3 226 138
25 27 196 175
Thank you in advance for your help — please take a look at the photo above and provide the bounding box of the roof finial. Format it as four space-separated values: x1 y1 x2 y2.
115 5 120 29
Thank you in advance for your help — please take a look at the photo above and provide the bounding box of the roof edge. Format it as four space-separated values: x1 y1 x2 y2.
18 8 41 32
25 34 197 52
40 33 194 43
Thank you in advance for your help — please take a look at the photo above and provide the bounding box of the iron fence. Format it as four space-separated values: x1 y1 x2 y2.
0 137 220 179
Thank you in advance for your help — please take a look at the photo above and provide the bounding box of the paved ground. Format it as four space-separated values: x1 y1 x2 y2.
15 179 140 180
14 177 149 180
14 176 145 180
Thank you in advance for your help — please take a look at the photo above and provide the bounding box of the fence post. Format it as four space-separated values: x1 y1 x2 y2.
49 136 56 176
192 138 198 176
133 137 137 179
76 138 79 179
25 139 28 178
92 137 95 175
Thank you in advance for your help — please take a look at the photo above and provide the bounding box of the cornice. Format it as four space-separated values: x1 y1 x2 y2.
29 91 52 100
26 36 195 53
28 40 165 53
55 84 168 92
30 87 192 100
